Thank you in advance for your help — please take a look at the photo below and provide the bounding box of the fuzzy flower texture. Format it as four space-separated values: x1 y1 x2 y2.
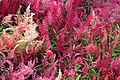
0 0 120 80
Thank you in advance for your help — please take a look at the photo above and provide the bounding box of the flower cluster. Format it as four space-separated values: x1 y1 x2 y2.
0 0 120 80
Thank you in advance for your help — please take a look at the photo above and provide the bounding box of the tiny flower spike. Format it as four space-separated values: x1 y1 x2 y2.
12 62 34 80
2 30 9 45
45 50 54 59
76 57 83 65
117 76 120 80
60 78 66 80
0 0 19 21
0 52 6 67
86 43 95 54
64 68 68 75
28 59 35 68
68 69 75 79
7 49 14 59
111 56 120 79
81 62 89 74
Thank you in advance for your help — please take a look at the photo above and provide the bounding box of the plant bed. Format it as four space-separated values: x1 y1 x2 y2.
0 0 120 80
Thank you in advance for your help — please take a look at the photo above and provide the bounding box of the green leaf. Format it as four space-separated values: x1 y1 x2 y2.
116 24 120 37
76 74 82 80
0 32 2 35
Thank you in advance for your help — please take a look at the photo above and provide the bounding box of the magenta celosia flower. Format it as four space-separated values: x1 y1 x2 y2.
45 50 54 59
76 57 83 65
81 62 89 74
28 59 35 68
2 30 9 45
64 68 68 75
68 69 75 79
12 61 35 80
0 52 6 67
0 0 19 20
116 76 120 80
7 49 14 59
89 0 120 24
92 74 96 80
111 56 120 79
38 77 51 80
60 77 66 80
0 0 120 80
6 60 14 73
86 43 95 54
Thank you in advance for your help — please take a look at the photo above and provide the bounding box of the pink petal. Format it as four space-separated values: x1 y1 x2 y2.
7 49 14 59
81 62 89 74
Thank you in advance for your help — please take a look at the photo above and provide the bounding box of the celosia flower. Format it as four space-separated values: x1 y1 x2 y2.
86 43 95 54
64 68 68 75
76 57 83 65
81 62 89 74
45 50 54 59
12 61 34 80
0 0 120 80
60 78 66 80
117 76 120 80
68 69 75 79
0 52 6 67
2 30 9 45
28 59 35 68
0 0 19 21
111 56 120 78
7 49 14 59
